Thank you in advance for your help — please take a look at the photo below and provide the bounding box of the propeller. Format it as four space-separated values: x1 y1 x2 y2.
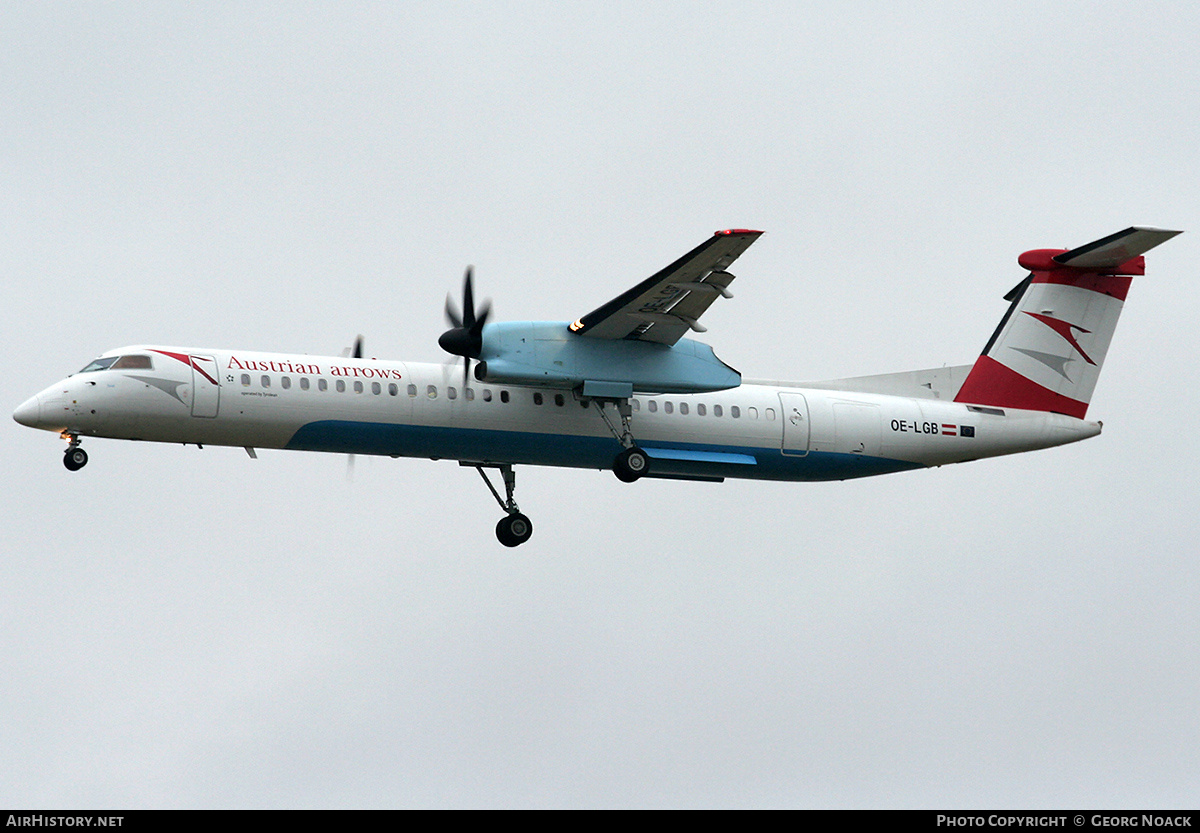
439 267 491 387
341 335 364 479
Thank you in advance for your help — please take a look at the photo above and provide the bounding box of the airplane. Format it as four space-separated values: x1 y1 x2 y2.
13 226 1181 546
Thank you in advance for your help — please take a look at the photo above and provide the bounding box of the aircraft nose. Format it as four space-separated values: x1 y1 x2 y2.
13 394 41 427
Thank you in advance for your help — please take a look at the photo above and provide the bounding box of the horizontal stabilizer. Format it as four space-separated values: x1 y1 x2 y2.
1053 226 1181 270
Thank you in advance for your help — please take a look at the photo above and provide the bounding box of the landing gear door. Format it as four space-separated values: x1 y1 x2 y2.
779 392 810 457
189 355 220 418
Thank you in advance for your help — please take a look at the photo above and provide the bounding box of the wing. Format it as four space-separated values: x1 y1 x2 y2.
568 229 763 345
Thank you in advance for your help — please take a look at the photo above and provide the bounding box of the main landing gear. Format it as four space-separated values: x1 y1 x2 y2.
591 397 650 483
464 395 647 547
62 433 88 471
465 462 534 548
613 446 649 483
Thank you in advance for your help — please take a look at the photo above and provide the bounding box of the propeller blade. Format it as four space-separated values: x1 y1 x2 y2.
472 301 491 336
438 265 493 390
462 267 475 329
444 294 463 329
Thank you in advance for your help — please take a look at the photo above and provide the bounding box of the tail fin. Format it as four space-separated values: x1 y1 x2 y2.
954 227 1181 418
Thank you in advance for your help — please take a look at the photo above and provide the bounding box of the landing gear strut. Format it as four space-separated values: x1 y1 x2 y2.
62 433 88 472
465 462 534 547
590 397 650 483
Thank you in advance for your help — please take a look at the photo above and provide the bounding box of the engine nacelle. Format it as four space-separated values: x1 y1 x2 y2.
473 321 740 394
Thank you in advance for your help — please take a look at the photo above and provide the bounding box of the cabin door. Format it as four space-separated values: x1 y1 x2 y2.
779 392 810 456
189 355 220 418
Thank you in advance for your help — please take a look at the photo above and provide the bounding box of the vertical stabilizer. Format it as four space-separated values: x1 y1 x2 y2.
954 227 1180 418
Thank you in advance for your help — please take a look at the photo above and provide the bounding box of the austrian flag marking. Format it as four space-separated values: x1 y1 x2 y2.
942 424 958 436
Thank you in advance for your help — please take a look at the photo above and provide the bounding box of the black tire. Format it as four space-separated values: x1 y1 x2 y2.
63 448 88 471
613 446 649 483
496 512 534 547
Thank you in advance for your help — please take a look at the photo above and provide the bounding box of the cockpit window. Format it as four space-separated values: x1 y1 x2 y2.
78 356 119 373
109 355 153 370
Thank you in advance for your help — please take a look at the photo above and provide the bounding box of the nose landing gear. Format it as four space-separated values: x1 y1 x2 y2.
62 433 88 471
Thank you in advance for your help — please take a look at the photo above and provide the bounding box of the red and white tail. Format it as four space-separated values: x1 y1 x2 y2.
954 227 1180 418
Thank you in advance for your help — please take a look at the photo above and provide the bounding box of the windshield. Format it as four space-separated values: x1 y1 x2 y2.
76 354 154 373
110 355 153 369
78 356 118 373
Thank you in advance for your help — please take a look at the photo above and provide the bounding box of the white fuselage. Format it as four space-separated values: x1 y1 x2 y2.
15 345 1102 482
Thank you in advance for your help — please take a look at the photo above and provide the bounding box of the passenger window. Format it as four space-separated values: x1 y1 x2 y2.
533 392 543 405
388 383 398 396
554 393 564 407
241 374 251 387
318 379 328 392
679 403 688 415
500 390 510 403
697 404 706 416
714 404 723 417
648 400 658 413
261 375 271 388
300 377 310 391
765 408 775 421
281 377 291 389
465 388 475 401
408 384 417 397
353 381 363 394
482 389 492 402
631 399 640 411
748 407 758 419
664 402 673 414
731 406 740 418
427 385 437 399
336 380 346 393
448 387 458 400
372 382 381 395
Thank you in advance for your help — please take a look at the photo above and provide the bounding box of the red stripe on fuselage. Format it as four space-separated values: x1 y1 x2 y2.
151 349 219 386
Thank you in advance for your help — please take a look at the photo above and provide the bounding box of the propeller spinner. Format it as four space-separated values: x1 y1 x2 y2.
439 267 491 386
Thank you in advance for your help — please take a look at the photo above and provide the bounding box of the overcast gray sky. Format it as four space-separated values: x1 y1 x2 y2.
3 1 1198 809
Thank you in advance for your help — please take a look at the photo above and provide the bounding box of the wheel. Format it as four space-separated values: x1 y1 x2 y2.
613 446 649 483
496 513 534 547
63 447 88 471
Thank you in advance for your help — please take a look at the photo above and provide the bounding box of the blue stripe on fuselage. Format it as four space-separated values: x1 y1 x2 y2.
284 419 921 482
